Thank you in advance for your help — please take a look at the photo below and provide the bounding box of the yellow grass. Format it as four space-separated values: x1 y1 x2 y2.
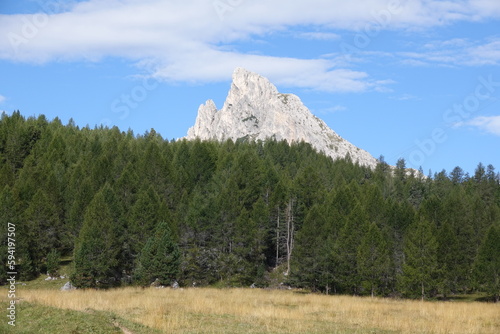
19 287 500 333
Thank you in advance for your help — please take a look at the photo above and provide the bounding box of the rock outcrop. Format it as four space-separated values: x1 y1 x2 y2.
186 67 378 168
60 281 76 291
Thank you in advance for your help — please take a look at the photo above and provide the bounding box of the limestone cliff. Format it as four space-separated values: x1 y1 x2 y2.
186 67 378 168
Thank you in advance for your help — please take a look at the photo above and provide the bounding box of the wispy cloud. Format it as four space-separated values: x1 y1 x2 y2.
296 32 340 41
1 0 500 92
317 105 348 114
454 115 500 136
398 38 500 67
466 39 500 65
149 50 379 93
390 93 420 101
0 95 6 104
423 38 470 49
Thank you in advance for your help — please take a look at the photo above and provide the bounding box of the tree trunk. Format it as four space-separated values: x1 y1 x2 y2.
285 199 294 276
276 207 280 268
421 281 425 301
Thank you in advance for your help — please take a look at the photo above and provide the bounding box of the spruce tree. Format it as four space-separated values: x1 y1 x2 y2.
335 202 368 294
67 176 94 238
128 185 166 257
22 189 61 278
141 140 167 195
291 205 327 291
399 219 439 300
71 185 122 288
0 186 15 284
437 220 460 297
115 162 139 209
450 166 464 184
474 225 500 302
357 222 390 297
0 160 15 187
234 199 267 284
46 249 60 277
188 140 216 184
135 221 180 286
442 187 475 291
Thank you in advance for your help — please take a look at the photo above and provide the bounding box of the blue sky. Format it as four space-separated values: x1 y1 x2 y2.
1 0 500 174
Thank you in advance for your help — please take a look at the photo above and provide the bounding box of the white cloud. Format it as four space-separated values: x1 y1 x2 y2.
423 38 470 49
147 48 378 93
469 0 500 17
296 32 340 41
466 40 500 65
455 116 500 136
396 38 500 67
0 0 400 92
0 0 500 92
317 105 348 114
0 95 5 104
390 93 420 101
400 58 429 67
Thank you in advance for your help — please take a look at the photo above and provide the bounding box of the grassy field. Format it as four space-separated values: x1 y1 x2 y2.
1 284 498 334
0 300 159 334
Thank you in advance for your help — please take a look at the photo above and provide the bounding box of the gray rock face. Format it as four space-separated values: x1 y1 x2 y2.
187 67 378 168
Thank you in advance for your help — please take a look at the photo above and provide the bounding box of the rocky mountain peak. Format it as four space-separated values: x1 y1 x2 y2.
228 67 279 99
186 68 379 168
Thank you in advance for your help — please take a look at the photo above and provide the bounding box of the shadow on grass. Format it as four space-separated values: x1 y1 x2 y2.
59 258 73 267
436 293 498 303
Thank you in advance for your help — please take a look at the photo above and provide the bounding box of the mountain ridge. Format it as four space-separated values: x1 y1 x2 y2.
186 67 379 168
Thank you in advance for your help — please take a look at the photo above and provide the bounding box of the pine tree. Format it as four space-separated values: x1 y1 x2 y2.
0 160 15 188
46 249 60 277
71 185 122 288
232 148 265 210
357 222 391 297
335 202 368 294
394 158 407 200
293 165 325 221
450 166 464 184
474 225 500 302
236 198 268 284
399 219 439 300
21 189 61 277
436 220 460 297
188 140 216 185
474 162 486 183
1 111 42 171
180 184 224 285
115 162 139 209
67 176 94 238
141 140 168 195
0 186 15 284
128 185 167 257
291 205 327 291
135 221 180 286
442 187 475 291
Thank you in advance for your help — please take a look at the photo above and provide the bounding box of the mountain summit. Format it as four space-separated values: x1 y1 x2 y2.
186 67 378 168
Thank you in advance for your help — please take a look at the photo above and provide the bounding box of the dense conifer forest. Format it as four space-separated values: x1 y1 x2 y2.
1 111 499 300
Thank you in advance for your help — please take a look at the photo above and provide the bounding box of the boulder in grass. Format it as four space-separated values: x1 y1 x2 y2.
150 278 162 288
61 281 76 291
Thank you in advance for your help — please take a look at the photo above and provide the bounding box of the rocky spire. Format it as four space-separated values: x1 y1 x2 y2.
186 67 378 168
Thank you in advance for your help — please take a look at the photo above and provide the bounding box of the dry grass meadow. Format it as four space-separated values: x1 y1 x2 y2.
16 286 500 333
